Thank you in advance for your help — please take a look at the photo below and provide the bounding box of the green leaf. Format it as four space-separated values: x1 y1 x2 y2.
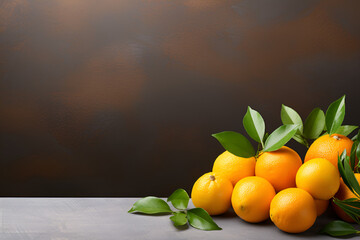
281 104 303 134
340 149 348 160
170 212 188 226
303 108 325 139
212 131 255 158
338 151 353 193
167 189 190 210
243 107 265 145
350 141 359 170
333 199 360 223
293 134 309 148
335 125 359 137
326 95 346 135
321 220 359 237
187 208 221 231
263 132 270 143
128 197 172 214
338 152 360 198
351 130 360 141
339 198 360 208
263 124 300 152
343 158 360 198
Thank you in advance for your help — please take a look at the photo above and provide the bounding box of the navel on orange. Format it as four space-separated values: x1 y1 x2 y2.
305 134 353 169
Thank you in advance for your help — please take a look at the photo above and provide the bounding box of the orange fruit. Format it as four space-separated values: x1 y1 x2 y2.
332 173 360 222
296 158 340 200
231 176 275 223
255 146 302 192
314 199 329 216
191 172 233 215
212 151 256 186
305 134 353 169
270 188 317 233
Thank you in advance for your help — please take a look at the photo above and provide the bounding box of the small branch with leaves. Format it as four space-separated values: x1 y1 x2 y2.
212 106 300 159
281 96 358 149
128 189 221 231
321 131 360 237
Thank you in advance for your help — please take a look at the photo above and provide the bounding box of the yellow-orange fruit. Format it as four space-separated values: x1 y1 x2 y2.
191 172 233 215
255 146 302 192
305 134 353 169
231 176 275 223
213 151 256 186
314 199 329 216
296 158 340 200
270 188 317 233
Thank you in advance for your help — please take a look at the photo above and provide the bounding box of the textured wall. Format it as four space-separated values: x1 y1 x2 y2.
0 0 360 196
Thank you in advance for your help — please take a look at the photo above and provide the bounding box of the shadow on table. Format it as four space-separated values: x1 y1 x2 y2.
174 224 189 231
131 212 173 217
213 206 344 238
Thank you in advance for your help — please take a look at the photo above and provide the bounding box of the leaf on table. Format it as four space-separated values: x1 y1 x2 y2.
262 124 299 152
167 189 189 210
325 95 346 135
243 106 265 145
170 212 188 226
321 220 359 237
187 208 221 231
128 197 172 214
212 131 255 158
303 108 325 139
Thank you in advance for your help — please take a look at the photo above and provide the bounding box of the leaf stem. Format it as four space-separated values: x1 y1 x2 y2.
255 151 263 159
256 142 261 157
303 136 310 148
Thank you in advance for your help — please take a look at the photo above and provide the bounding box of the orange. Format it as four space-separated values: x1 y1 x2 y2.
314 199 329 216
296 158 340 200
332 173 360 222
305 134 353 169
270 188 317 233
255 146 302 192
191 172 233 215
231 176 275 223
212 151 256 186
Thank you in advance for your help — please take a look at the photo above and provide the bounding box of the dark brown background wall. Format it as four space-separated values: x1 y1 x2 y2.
0 0 360 196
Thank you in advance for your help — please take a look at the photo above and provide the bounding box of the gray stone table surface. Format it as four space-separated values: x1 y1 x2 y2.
0 198 347 239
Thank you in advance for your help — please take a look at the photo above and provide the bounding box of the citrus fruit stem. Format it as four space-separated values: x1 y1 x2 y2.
209 175 215 181
332 135 341 140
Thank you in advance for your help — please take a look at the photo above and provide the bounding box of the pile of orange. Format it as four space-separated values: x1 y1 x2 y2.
191 133 357 233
